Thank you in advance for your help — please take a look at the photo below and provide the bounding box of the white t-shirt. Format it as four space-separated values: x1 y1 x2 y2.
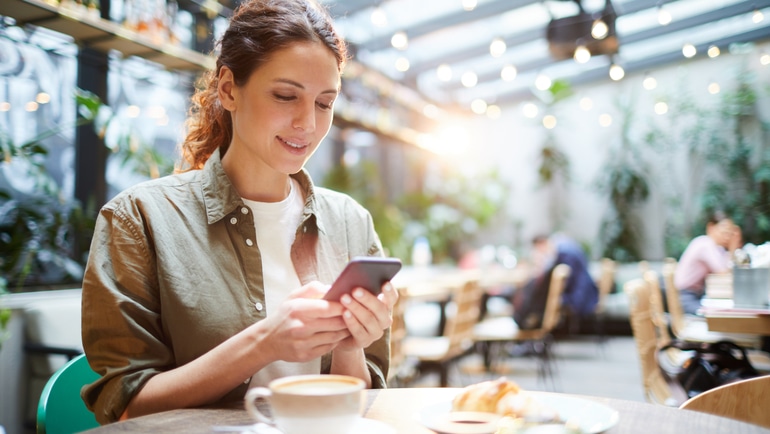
244 178 321 387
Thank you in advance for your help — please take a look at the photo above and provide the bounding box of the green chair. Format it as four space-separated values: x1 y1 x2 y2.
37 353 100 434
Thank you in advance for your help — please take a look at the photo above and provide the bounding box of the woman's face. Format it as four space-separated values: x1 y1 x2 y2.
219 41 340 176
708 218 735 248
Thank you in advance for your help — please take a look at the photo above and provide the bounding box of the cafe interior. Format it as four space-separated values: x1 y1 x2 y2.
1 0 770 433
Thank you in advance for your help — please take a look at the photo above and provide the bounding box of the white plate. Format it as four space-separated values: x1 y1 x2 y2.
416 393 619 434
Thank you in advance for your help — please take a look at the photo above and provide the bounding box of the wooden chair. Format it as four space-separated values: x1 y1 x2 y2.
473 263 571 388
661 261 760 349
387 286 413 387
591 258 617 340
679 375 770 429
401 277 484 387
625 278 686 406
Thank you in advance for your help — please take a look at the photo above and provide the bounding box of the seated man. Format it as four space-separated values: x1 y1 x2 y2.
513 234 598 330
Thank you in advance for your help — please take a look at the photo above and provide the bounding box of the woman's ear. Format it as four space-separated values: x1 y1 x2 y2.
218 67 237 112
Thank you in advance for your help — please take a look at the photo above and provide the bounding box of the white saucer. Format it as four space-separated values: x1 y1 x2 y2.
351 418 396 434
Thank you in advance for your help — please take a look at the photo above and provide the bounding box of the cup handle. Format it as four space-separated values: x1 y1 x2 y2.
244 387 274 425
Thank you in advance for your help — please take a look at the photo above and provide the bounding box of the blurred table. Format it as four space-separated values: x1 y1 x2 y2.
81 387 770 434
705 308 770 335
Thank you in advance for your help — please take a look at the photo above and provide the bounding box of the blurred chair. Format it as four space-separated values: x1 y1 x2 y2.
661 261 760 349
387 286 414 387
473 263 571 389
591 258 617 341
37 353 99 434
679 375 770 429
401 277 484 387
625 278 686 406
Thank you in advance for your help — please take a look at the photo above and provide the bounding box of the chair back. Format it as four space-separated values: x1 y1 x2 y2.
37 353 99 434
643 270 673 346
594 258 616 315
661 261 686 338
539 264 570 333
624 278 680 406
680 375 770 428
443 278 484 359
387 286 409 384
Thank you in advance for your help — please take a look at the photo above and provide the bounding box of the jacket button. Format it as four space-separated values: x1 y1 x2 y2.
241 207 249 214
255 302 263 311
230 217 237 225
246 239 254 246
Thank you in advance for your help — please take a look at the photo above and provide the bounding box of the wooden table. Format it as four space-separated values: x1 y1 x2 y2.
81 387 770 433
705 309 770 336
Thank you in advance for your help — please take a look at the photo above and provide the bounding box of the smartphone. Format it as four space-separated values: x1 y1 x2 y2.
323 257 402 301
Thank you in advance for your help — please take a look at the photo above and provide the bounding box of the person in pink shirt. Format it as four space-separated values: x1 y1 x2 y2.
674 211 742 314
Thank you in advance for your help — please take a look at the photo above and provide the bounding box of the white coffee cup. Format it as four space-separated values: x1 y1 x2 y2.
244 374 365 434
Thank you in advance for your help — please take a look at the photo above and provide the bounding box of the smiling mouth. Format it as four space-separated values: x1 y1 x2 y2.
278 136 308 150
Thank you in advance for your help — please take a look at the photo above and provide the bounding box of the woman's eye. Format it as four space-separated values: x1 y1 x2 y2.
274 94 295 101
317 101 334 110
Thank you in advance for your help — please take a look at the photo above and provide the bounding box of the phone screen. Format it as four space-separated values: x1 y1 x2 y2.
323 257 402 301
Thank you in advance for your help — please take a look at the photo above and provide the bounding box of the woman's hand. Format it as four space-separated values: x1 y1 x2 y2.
334 281 398 351
255 281 351 363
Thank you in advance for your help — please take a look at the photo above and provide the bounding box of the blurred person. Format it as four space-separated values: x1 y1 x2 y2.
513 233 598 331
675 210 741 315
80 0 397 424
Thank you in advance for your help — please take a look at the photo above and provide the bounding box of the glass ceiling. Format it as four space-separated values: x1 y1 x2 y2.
320 0 770 109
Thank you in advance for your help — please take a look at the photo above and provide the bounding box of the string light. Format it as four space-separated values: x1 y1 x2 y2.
486 104 501 119
760 53 770 65
461 71 478 87
658 5 672 25
395 57 410 72
370 6 387 27
591 19 608 39
543 115 557 129
390 31 408 50
609 63 625 81
0 102 10 111
490 37 506 57
579 97 593 110
643 75 657 90
707 45 720 58
573 44 591 63
462 0 477 11
753 9 764 23
501 65 517 81
471 99 487 114
599 114 612 127
436 64 453 82
654 102 668 115
535 73 551 90
25 101 39 112
682 43 697 58
708 82 720 94
35 92 51 104
522 102 538 118
126 105 141 117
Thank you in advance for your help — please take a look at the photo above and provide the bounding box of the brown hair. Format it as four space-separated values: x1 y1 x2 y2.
177 0 348 171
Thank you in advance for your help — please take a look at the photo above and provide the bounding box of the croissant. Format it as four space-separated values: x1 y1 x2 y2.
451 377 521 415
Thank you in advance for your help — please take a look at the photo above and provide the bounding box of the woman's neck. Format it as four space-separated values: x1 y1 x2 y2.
221 148 291 203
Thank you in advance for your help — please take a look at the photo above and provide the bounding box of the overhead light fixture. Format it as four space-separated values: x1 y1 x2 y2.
522 102 538 118
708 82 720 94
760 53 770 66
436 64 453 82
657 4 672 26
579 97 593 110
753 9 764 23
461 71 478 87
370 6 387 27
609 62 624 81
546 0 618 60
599 113 612 127
391 31 408 50
655 101 669 115
573 43 591 63
708 45 720 58
501 65 517 81
682 43 697 58
543 115 557 129
490 38 506 57
471 99 487 115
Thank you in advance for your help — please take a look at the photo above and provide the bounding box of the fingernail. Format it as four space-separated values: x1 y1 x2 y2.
353 289 365 299
341 294 352 305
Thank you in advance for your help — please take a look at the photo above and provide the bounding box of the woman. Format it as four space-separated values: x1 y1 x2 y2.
81 0 397 424
674 211 741 315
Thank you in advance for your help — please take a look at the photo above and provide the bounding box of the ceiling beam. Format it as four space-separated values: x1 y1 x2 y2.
324 0 378 19
356 0 540 52
492 25 770 106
